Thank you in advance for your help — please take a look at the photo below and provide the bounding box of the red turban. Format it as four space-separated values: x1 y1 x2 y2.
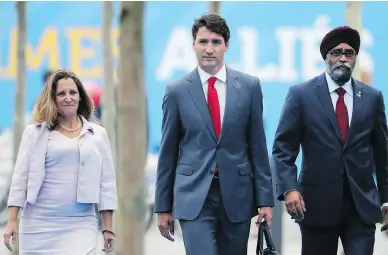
320 26 360 59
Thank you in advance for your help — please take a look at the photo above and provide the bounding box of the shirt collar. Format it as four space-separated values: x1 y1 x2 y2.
197 64 227 85
325 71 353 96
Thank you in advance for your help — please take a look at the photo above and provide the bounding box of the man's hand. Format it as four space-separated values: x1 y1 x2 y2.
256 207 273 228
285 190 306 219
157 212 175 242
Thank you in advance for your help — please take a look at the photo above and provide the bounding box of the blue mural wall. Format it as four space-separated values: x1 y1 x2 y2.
1 1 387 154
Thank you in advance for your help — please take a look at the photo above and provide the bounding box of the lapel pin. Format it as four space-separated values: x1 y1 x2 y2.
234 83 241 89
356 91 362 98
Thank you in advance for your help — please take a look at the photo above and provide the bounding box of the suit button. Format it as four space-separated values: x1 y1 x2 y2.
210 171 214 175
81 162 84 166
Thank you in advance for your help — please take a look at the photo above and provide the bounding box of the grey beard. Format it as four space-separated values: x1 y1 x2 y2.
327 62 353 86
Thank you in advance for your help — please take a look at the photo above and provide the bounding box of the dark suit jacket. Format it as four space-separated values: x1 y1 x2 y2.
154 67 274 223
272 73 388 227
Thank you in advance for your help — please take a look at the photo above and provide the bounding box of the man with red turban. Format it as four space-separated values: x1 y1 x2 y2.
273 26 388 255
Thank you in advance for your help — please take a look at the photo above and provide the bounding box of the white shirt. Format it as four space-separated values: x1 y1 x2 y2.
325 72 353 126
197 65 227 127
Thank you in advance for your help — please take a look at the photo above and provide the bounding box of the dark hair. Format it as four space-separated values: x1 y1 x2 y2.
192 13 230 44
42 70 54 84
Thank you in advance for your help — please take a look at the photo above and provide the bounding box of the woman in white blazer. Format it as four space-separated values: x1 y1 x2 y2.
3 69 118 254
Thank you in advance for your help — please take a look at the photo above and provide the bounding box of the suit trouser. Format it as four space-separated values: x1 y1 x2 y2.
179 177 251 255
299 176 376 255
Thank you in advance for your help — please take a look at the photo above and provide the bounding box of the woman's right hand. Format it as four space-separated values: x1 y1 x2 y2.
3 220 18 251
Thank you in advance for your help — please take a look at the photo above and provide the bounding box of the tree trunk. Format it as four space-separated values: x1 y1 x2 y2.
12 1 27 255
209 1 221 13
101 3 118 253
116 2 146 255
345 1 362 81
101 1 117 165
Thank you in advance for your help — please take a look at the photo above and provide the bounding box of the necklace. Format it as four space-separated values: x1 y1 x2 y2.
60 116 81 132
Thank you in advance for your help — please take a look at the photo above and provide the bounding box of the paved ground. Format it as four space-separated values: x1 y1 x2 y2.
0 211 386 254
144 211 388 255
145 214 388 255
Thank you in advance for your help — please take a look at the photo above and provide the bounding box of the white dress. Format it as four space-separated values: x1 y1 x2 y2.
19 131 98 255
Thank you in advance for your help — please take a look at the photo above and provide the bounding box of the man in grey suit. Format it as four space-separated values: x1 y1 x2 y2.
154 13 274 255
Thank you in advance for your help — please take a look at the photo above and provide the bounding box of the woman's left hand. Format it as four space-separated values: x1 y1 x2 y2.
102 230 116 253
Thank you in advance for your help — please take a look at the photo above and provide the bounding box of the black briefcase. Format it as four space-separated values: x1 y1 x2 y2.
256 221 280 255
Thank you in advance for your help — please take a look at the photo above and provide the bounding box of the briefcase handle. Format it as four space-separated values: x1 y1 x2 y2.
256 221 277 255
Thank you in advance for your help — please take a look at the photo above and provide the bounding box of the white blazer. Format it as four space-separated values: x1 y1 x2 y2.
7 116 118 212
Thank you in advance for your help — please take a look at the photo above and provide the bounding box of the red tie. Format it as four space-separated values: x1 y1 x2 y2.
207 76 221 174
335 88 349 142
207 77 221 138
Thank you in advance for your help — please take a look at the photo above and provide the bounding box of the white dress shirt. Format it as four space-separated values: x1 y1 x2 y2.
197 65 227 127
325 72 353 125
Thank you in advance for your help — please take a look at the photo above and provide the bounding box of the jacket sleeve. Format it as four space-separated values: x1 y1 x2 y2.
371 92 388 204
248 78 274 208
98 128 118 212
272 86 302 201
154 84 181 213
7 125 35 208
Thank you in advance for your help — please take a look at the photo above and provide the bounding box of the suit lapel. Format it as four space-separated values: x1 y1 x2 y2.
186 69 217 141
343 80 364 150
315 73 342 144
217 67 240 145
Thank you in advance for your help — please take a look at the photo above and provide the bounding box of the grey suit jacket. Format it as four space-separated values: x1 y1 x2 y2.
7 116 118 212
154 67 274 223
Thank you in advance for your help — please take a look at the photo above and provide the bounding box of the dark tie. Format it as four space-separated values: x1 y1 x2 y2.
207 77 221 138
335 88 349 142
